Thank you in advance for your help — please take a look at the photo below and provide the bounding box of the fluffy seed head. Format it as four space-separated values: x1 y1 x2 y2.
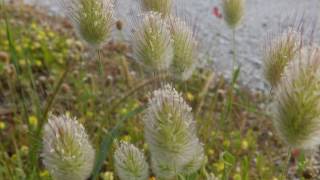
42 114 95 180
264 29 301 88
273 47 320 150
132 12 173 71
168 16 199 80
141 0 172 17
143 84 205 178
59 0 114 48
222 0 245 29
114 142 149 180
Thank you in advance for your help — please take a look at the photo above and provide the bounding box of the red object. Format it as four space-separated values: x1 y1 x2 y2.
212 6 223 19
291 149 300 158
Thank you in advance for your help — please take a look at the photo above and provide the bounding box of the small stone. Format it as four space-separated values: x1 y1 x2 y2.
0 51 9 64
61 83 71 93
116 20 123 31
302 169 314 179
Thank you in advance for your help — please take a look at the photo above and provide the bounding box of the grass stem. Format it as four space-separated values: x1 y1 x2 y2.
220 28 240 130
195 71 215 117
119 55 132 88
282 148 292 180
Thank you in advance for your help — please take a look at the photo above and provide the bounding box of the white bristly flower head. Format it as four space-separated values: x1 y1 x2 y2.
42 114 95 180
264 28 301 88
114 141 149 180
59 0 114 48
273 46 320 150
168 16 199 80
222 0 245 29
143 84 205 179
132 12 173 71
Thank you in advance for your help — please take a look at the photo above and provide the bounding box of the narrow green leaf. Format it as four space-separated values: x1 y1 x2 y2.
91 105 146 179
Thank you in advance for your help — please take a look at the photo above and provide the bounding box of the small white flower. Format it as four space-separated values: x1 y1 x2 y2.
42 114 95 180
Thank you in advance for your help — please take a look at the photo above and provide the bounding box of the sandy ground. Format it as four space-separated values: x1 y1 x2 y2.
21 0 320 90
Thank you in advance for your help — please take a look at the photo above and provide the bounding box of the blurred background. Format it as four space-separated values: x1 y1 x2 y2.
18 0 320 90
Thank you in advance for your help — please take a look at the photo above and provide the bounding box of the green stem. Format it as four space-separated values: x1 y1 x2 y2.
108 73 169 114
95 48 110 137
42 62 71 123
232 28 237 68
195 71 215 118
282 148 292 180
220 29 239 130
120 55 132 88
97 49 104 78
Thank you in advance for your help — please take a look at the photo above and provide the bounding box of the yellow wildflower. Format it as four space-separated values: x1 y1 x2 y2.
20 145 29 155
120 108 128 115
35 60 42 67
208 149 215 156
28 115 38 127
19 59 26 66
143 143 148 151
223 140 231 148
0 121 6 130
214 161 225 172
40 170 50 178
233 174 241 180
101 171 114 180
86 111 94 118
48 31 55 38
186 92 194 101
241 140 249 150
121 135 131 142
11 154 17 161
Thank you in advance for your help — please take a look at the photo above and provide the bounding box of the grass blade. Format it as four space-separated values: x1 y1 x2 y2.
91 105 146 179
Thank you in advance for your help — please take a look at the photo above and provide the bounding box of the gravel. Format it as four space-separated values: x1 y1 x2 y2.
22 0 320 91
